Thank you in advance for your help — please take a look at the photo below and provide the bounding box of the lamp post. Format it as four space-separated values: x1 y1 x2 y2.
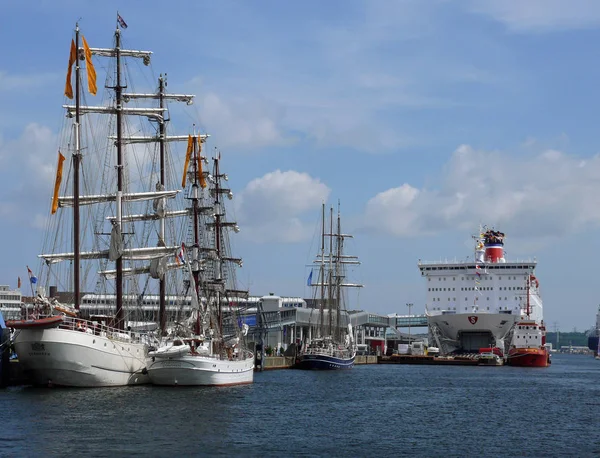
407 302 413 344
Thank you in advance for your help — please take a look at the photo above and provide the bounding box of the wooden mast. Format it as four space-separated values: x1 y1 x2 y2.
158 75 167 334
73 24 81 310
319 202 325 338
114 26 124 330
192 134 201 336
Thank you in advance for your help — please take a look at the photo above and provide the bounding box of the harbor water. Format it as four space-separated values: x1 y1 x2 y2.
1 353 599 457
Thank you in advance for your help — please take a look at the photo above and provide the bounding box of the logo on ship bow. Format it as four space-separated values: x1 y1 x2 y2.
468 316 478 325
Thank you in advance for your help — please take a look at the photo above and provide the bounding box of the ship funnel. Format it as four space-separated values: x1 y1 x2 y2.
483 230 505 263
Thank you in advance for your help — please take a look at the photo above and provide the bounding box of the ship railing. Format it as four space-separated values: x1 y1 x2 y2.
418 258 536 266
57 316 146 345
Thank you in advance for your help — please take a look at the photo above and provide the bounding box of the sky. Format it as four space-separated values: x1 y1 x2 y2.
2 0 600 332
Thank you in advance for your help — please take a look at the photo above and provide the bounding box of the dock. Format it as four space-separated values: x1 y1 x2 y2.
378 355 480 365
257 354 378 371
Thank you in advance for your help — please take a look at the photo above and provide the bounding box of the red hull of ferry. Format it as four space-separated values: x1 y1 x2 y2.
507 348 550 367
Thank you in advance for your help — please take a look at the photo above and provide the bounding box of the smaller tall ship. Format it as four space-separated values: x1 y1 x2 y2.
507 275 550 367
295 202 362 370
145 149 254 386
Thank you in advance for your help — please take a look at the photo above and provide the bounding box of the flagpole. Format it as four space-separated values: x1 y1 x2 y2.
26 266 35 298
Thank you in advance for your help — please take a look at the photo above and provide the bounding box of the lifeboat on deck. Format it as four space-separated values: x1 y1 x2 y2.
6 315 64 330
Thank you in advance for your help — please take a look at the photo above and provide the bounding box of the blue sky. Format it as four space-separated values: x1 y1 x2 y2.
2 0 600 331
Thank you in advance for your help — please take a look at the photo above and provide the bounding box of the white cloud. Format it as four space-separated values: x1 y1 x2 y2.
236 169 330 243
0 123 57 228
0 71 59 93
468 0 600 33
363 144 600 238
193 92 290 150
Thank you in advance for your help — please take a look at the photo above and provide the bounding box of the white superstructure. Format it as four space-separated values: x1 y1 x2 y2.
419 229 543 355
0 285 22 321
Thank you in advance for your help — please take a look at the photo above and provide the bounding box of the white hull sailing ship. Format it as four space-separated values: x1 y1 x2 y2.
296 203 362 370
146 144 254 386
9 19 195 387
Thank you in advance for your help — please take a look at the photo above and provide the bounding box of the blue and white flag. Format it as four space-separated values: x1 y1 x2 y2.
176 243 185 265
27 266 37 284
307 270 313 286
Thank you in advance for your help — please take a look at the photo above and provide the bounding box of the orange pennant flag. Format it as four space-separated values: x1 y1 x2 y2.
181 135 193 188
51 151 66 214
81 35 97 95
197 136 206 189
64 39 77 99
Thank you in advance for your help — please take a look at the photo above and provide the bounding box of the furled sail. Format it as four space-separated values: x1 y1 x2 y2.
40 246 180 263
109 223 123 261
58 190 179 207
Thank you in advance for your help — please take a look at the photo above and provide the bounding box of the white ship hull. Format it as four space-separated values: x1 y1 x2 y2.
147 353 254 386
13 328 149 387
428 312 518 353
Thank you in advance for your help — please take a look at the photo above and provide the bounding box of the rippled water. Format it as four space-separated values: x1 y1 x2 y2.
1 353 599 457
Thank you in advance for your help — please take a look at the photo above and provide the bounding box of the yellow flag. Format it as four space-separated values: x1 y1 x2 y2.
81 35 97 95
64 39 77 99
197 136 206 188
181 135 193 188
51 151 66 214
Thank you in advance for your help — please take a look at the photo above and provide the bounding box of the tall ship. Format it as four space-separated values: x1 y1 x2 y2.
295 202 362 370
420 228 543 356
146 148 255 386
8 19 196 387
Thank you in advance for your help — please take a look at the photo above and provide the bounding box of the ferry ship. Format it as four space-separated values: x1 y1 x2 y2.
419 229 543 355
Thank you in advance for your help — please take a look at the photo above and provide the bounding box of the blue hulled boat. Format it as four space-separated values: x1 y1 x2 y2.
296 202 362 371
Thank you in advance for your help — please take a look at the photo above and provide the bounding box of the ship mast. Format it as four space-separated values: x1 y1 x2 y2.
214 154 223 336
157 75 167 334
335 203 342 342
191 134 202 336
114 27 125 330
319 202 325 338
73 24 82 310
327 205 334 337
